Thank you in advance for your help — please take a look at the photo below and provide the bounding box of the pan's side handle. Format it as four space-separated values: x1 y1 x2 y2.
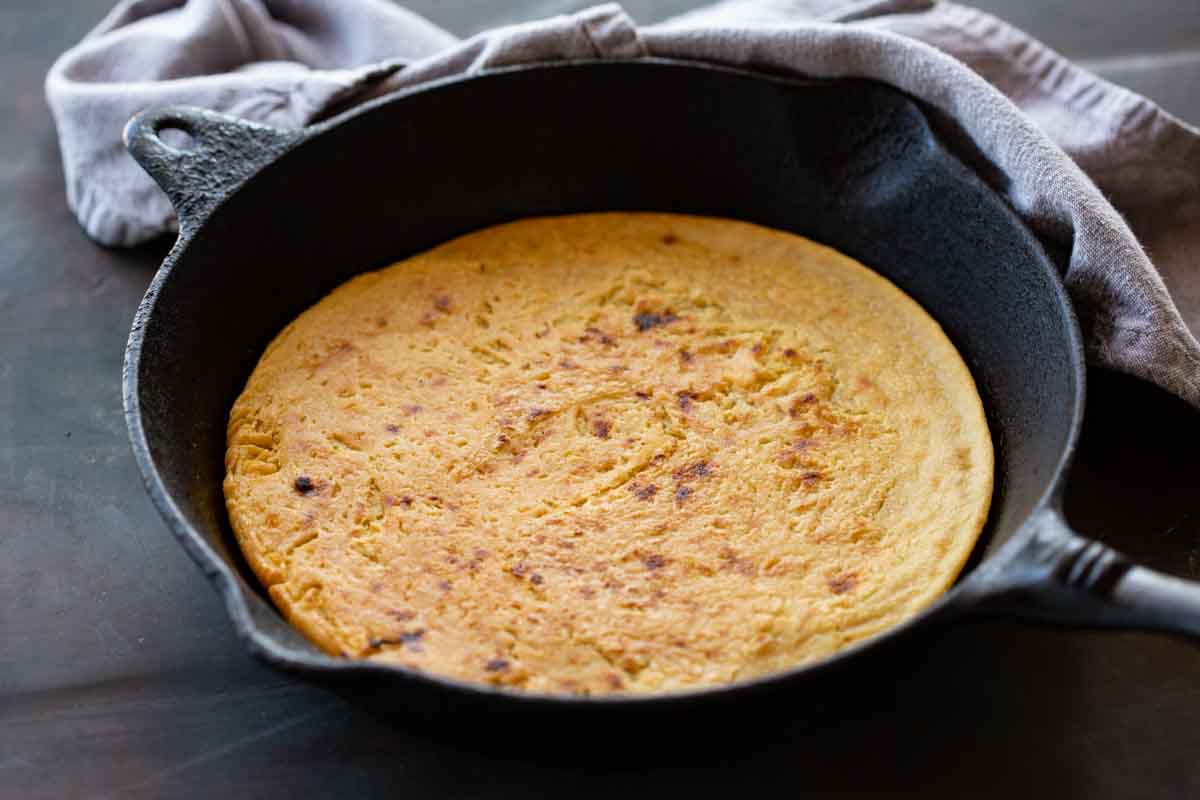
957 505 1200 638
123 107 302 237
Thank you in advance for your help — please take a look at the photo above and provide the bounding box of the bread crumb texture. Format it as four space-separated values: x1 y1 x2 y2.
224 213 993 695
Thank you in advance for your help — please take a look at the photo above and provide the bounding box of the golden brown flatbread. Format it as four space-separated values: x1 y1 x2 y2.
224 213 992 695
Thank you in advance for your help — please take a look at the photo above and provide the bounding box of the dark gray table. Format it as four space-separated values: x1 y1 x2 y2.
3 3 1199 798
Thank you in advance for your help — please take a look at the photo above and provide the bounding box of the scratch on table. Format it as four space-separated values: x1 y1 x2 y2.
100 704 334 798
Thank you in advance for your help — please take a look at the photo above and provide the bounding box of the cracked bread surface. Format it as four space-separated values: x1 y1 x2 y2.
224 213 993 695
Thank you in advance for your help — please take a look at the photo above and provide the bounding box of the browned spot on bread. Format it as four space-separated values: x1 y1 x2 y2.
367 629 425 652
433 294 452 312
660 233 679 245
789 394 818 417
630 483 659 501
581 327 615 346
644 554 667 570
673 461 711 482
634 311 678 331
592 419 611 439
676 391 695 412
485 659 510 672
828 573 858 594
674 485 693 504
293 476 318 495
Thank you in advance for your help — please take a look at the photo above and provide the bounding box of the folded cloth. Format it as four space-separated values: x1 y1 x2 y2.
45 0 1200 407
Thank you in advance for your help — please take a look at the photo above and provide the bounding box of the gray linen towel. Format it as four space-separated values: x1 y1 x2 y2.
45 0 1200 407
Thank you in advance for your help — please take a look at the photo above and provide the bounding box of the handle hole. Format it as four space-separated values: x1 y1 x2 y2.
154 120 197 153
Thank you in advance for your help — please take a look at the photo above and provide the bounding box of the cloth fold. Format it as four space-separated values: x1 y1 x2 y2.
45 0 1200 407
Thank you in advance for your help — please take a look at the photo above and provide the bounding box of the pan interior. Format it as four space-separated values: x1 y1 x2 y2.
131 62 1081 663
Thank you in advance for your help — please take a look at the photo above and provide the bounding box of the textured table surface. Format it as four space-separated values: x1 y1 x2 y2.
2 2 1198 798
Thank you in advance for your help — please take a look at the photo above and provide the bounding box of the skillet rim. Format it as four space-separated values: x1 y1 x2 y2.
122 57 1087 707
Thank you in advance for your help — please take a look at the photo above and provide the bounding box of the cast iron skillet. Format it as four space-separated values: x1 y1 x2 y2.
122 60 1200 718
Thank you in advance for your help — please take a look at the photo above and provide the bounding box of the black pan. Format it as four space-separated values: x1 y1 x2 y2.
122 60 1200 719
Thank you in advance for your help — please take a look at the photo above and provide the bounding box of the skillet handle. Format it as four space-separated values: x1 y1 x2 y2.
123 107 301 237
957 505 1200 638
